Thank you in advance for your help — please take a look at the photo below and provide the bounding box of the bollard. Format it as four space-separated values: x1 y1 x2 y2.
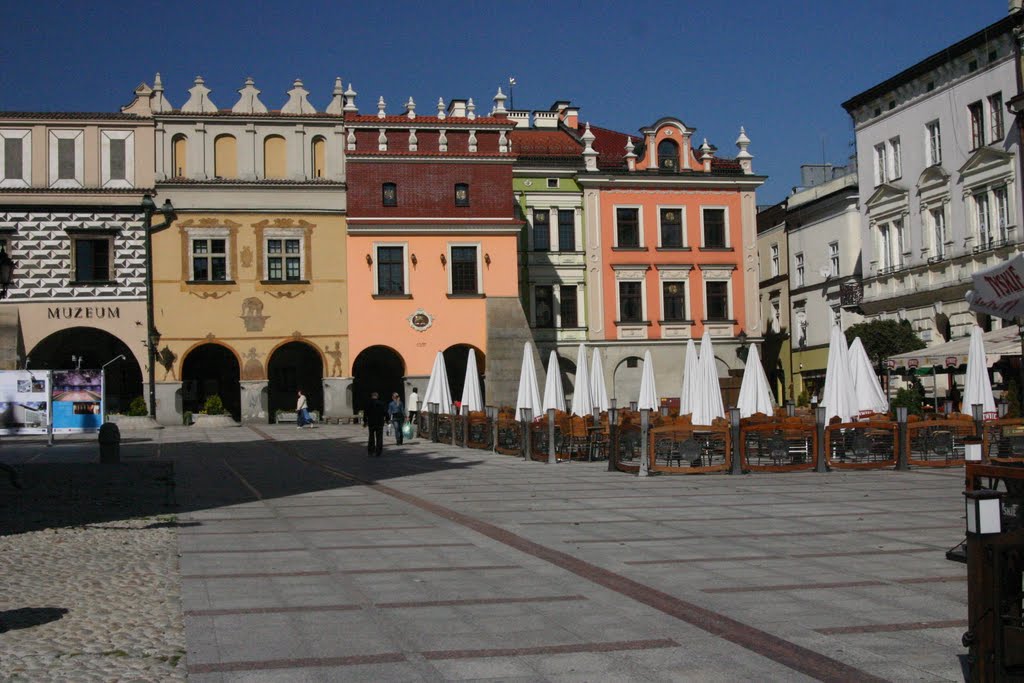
547 408 557 464
98 422 121 464
895 406 909 470
729 408 743 475
815 405 828 473
638 408 650 477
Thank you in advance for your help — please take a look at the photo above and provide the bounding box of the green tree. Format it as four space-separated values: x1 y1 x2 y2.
844 319 925 375
203 395 225 415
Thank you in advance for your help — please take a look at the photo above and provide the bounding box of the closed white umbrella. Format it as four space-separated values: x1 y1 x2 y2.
570 344 593 417
736 343 775 418
963 325 997 418
820 325 857 423
590 347 610 412
515 342 542 417
691 330 725 425
542 350 567 412
849 337 888 416
678 339 699 415
460 348 483 413
423 351 453 415
638 350 659 411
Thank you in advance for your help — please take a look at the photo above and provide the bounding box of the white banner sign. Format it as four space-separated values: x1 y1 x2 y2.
966 253 1024 320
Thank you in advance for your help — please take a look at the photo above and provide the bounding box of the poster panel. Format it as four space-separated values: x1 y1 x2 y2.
52 369 103 433
0 370 51 435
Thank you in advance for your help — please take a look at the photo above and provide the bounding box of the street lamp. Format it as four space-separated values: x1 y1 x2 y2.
964 489 1002 535
141 194 175 419
0 245 15 299
736 329 749 363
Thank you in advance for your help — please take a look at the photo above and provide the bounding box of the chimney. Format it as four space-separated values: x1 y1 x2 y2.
447 99 467 118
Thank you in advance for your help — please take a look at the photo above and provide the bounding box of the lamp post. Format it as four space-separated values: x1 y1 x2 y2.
971 403 984 440
736 329 749 363
141 194 175 420
815 405 828 473
428 401 439 442
486 405 497 453
547 407 557 464
520 407 532 460
729 407 743 475
895 406 909 470
606 404 619 472
963 488 1003 680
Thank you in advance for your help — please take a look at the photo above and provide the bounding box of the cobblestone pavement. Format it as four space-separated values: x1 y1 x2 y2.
0 426 970 682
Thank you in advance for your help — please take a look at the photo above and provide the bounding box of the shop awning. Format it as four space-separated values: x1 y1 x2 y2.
886 325 1021 370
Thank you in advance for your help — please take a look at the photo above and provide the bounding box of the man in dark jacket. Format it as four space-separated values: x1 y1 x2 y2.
363 391 387 457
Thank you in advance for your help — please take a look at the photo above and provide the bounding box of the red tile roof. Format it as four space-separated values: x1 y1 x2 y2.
344 114 513 126
347 151 513 159
509 129 582 157
588 125 637 169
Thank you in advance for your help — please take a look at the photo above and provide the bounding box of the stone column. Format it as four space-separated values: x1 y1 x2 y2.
240 380 268 423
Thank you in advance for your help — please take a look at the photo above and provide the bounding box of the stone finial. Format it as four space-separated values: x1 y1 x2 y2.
624 136 637 172
408 128 418 151
581 122 598 172
498 129 508 153
492 87 508 115
735 126 753 174
343 83 358 113
378 128 387 151
346 128 356 151
467 98 476 120
326 77 345 115
150 72 173 113
377 96 387 119
232 77 268 114
438 129 448 152
181 76 217 113
281 79 316 114
468 129 478 152
405 96 416 119
437 97 446 120
700 138 713 172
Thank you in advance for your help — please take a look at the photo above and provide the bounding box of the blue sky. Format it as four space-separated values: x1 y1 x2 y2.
0 0 1009 203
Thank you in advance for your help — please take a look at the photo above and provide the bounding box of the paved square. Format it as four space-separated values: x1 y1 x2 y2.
1 424 968 681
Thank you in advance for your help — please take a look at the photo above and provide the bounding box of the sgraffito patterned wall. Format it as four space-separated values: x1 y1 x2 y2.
0 211 146 300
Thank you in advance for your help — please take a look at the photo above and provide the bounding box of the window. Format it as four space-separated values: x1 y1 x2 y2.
450 246 478 294
559 285 578 327
49 129 83 188
925 121 942 166
795 253 804 287
0 129 30 187
828 242 839 277
660 208 683 248
878 225 892 270
266 238 302 282
663 281 686 322
171 134 187 177
534 285 554 327
214 134 237 179
705 281 729 321
770 300 781 333
658 138 679 170
557 210 575 251
375 245 405 295
546 178 558 189
994 186 1010 242
191 238 228 282
311 136 326 178
989 93 1004 142
702 208 726 248
894 219 905 267
977 193 991 245
616 208 640 247
532 209 550 251
932 207 947 258
58 139 75 179
619 282 642 322
969 101 985 149
454 183 469 206
382 182 397 206
874 142 887 185
263 135 286 178
770 244 779 276
888 137 901 179
72 238 111 282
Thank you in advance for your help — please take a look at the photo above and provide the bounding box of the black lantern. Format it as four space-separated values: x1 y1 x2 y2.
736 329 750 362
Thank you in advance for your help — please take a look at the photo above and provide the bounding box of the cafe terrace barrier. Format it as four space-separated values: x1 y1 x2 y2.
647 419 731 474
740 415 817 472
826 415 899 469
436 413 454 445
906 415 974 467
494 411 523 456
982 417 1024 462
465 411 492 450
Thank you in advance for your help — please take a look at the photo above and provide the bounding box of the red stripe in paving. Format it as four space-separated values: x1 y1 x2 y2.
703 580 886 593
185 594 585 617
421 638 679 660
377 594 586 609
178 547 307 554
182 570 330 580
626 555 779 565
336 564 520 575
817 619 966 635
315 542 474 550
185 604 362 617
254 427 890 683
188 652 407 673
894 575 964 584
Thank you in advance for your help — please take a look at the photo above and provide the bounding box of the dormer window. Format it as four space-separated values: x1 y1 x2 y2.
658 139 679 171
454 183 469 206
382 182 397 206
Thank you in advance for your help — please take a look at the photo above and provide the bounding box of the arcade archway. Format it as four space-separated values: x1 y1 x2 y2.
352 346 405 413
181 344 240 421
443 344 485 406
29 327 142 415
268 341 324 422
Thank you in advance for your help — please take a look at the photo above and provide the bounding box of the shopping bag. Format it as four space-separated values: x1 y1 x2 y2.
385 422 392 436
402 421 413 438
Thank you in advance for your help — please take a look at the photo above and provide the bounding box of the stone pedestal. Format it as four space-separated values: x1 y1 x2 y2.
323 377 353 420
153 382 183 426
240 380 268 423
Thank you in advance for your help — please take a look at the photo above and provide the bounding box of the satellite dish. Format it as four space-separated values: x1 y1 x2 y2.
819 265 832 279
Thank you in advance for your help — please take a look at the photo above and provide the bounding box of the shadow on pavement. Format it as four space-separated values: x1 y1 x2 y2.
0 431 482 537
0 607 69 633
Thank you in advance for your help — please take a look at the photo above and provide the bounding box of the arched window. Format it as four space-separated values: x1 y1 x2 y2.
214 134 237 179
454 183 469 206
382 182 397 206
171 134 188 177
658 138 679 171
311 136 326 178
263 135 286 178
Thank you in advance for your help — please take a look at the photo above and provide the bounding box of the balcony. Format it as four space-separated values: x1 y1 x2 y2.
973 237 1010 254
